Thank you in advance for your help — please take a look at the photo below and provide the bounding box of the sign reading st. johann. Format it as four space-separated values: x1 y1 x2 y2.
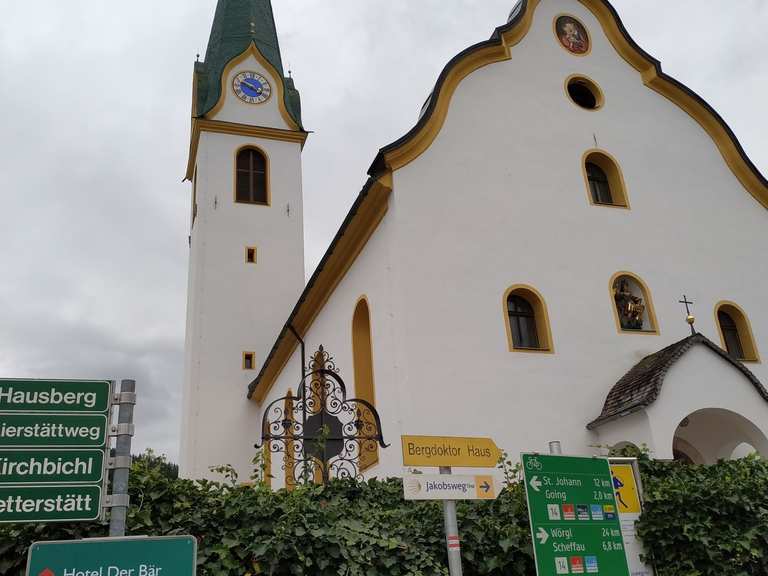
27 535 197 576
0 378 111 524
522 454 631 576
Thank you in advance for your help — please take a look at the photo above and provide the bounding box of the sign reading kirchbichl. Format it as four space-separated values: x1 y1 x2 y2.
27 535 197 576
0 379 110 523
522 454 631 576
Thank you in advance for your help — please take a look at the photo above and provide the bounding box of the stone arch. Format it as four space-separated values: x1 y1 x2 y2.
672 408 768 464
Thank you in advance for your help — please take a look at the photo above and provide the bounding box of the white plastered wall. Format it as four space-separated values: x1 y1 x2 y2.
249 0 767 481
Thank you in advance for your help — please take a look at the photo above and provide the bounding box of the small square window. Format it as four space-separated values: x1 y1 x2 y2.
246 247 257 264
243 352 255 370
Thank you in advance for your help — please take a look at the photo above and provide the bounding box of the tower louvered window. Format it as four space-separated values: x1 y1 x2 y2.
236 148 268 204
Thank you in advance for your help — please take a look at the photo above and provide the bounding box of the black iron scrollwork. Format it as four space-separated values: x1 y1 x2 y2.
256 346 388 485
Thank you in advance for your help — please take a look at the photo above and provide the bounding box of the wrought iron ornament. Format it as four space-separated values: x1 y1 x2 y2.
258 346 388 485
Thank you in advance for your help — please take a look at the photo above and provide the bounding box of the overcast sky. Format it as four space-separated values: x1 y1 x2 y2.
0 1 765 461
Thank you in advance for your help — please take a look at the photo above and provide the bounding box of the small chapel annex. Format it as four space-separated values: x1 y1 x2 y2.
179 0 768 484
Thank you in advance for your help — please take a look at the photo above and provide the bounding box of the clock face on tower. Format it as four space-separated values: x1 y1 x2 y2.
233 71 272 104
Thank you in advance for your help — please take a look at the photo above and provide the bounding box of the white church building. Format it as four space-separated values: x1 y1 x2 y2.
180 0 768 485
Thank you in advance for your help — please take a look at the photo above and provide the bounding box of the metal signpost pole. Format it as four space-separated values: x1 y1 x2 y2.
109 379 136 537
440 466 463 576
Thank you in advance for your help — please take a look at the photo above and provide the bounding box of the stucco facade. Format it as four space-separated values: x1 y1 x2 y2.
181 0 767 483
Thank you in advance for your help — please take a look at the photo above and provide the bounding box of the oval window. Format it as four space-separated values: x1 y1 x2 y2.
566 76 603 110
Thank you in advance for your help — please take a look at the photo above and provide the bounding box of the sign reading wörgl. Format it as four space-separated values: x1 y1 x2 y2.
0 379 111 523
522 454 631 576
27 535 197 576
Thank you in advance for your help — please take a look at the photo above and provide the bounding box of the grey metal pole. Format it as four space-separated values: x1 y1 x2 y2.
548 441 562 455
109 379 135 537
440 466 463 576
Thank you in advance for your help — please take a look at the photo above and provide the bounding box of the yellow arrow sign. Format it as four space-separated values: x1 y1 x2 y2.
401 435 502 468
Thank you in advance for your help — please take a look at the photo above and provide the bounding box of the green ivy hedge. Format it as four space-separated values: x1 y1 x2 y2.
2 453 768 575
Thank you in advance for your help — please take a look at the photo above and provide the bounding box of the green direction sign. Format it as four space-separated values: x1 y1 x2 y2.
0 485 101 523
0 449 104 484
27 535 197 576
522 454 630 576
0 414 107 448
0 379 110 413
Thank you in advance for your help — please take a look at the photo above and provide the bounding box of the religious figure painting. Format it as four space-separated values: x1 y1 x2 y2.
556 15 590 55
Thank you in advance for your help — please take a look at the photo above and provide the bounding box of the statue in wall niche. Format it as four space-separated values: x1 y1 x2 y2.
613 278 645 330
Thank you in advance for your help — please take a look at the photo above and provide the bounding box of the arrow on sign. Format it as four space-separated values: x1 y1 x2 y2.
529 476 542 492
536 527 549 545
480 481 491 493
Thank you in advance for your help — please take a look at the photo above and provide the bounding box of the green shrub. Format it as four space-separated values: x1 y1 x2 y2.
636 455 768 576
3 452 768 575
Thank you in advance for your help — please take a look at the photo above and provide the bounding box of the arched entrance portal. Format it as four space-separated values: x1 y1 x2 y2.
672 408 768 464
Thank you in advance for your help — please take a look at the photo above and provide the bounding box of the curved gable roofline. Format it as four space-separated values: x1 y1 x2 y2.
369 0 768 210
587 333 768 430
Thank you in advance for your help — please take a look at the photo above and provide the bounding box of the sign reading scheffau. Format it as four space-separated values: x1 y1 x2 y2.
27 535 197 576
403 474 497 500
401 435 502 468
0 379 111 524
522 454 631 576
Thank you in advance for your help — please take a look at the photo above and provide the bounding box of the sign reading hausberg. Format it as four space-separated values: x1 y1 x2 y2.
401 435 502 467
522 454 631 576
0 379 110 412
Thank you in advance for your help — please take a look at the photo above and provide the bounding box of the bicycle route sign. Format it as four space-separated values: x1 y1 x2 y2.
522 453 631 576
0 379 111 523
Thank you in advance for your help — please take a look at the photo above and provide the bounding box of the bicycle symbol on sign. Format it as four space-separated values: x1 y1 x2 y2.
526 457 543 471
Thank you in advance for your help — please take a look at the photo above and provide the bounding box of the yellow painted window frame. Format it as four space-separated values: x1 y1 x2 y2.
609 271 660 335
245 246 257 264
715 301 761 363
502 284 555 354
242 351 256 370
582 149 630 209
564 74 604 111
352 296 378 470
234 144 271 206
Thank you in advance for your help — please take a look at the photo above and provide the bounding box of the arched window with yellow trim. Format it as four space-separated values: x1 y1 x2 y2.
503 285 554 353
716 302 760 362
352 297 378 469
235 146 269 205
610 272 659 334
583 150 629 208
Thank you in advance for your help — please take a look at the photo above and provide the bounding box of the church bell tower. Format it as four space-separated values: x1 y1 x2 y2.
180 0 307 479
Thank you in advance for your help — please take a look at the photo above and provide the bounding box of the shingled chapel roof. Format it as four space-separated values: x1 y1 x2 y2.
587 333 768 429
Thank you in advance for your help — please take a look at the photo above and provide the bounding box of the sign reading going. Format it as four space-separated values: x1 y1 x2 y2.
401 435 502 468
0 379 110 413
0 485 101 523
522 453 631 576
403 474 497 500
27 535 197 576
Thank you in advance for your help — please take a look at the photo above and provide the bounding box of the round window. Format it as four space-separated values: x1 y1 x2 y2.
566 76 603 110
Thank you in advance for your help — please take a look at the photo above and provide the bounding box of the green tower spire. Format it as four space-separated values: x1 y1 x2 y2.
194 0 302 127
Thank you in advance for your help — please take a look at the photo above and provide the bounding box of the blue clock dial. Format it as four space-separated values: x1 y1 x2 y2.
233 71 272 104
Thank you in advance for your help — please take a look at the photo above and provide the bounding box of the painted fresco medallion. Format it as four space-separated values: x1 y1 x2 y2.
555 15 590 55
